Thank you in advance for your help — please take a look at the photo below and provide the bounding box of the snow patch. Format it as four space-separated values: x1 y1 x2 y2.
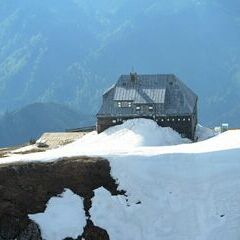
91 151 240 240
1 119 240 165
196 124 216 141
74 118 189 151
91 187 142 240
29 189 85 240
11 145 36 153
1 119 240 240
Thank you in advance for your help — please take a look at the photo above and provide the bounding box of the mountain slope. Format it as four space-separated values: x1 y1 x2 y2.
0 102 84 147
0 0 240 124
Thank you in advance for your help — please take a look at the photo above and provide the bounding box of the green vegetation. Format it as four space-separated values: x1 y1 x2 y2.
0 0 240 132
0 102 90 147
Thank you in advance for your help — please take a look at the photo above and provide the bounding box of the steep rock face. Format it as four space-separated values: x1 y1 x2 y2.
0 157 124 240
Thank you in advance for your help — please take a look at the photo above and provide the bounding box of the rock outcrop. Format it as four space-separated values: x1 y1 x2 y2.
0 157 124 240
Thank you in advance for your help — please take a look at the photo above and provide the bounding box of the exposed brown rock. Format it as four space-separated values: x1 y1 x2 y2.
82 220 110 240
18 222 42 240
0 157 124 240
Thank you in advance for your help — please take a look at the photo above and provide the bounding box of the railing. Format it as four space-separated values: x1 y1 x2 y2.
65 126 96 133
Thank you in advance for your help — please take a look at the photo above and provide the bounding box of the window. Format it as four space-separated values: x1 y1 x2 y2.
188 118 191 122
149 106 153 110
183 118 186 121
119 101 132 108
172 118 175 122
178 118 181 122
167 118 170 122
112 119 117 123
161 119 164 122
136 106 141 110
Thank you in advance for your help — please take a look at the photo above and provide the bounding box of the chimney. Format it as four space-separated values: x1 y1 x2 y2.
130 72 137 82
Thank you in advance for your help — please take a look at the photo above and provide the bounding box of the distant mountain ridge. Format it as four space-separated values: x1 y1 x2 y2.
0 102 92 147
0 0 239 126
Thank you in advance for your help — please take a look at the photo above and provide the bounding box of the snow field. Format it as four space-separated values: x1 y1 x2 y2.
1 119 240 240
29 189 85 240
94 151 240 240
1 119 218 164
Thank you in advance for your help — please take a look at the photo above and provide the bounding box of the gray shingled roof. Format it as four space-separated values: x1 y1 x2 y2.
114 75 166 103
97 74 197 117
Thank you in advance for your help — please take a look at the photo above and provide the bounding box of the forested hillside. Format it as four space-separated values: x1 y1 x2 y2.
0 102 93 147
0 0 240 126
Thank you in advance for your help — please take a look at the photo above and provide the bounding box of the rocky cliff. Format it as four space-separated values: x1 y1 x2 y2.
0 157 125 240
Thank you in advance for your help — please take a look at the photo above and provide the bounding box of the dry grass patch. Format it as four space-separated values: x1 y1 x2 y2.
16 148 47 155
0 153 6 158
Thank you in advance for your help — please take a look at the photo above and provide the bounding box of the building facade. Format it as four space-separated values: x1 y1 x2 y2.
97 73 198 140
